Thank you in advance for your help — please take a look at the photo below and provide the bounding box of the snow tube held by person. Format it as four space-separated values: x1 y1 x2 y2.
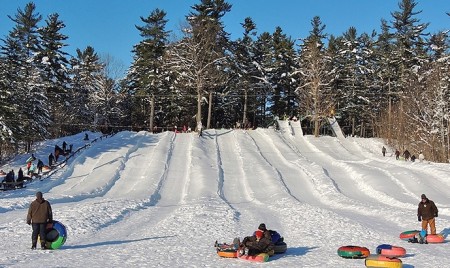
399 230 419 241
376 244 406 258
337 245 370 259
426 234 445 243
238 253 269 262
25 156 36 163
365 254 402 268
45 220 68 249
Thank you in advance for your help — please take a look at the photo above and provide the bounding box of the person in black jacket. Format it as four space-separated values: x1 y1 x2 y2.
241 230 274 256
27 192 53 250
37 159 44 174
48 153 55 167
417 194 438 235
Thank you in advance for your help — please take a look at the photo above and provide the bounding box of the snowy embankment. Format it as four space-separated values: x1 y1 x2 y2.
0 125 449 267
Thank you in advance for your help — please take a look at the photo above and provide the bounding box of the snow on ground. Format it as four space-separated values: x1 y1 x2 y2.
0 123 449 268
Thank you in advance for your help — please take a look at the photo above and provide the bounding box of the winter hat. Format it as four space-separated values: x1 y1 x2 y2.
421 194 427 199
258 223 267 231
255 230 264 238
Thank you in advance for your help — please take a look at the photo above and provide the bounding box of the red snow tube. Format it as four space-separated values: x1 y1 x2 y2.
427 234 444 243
376 244 406 258
337 245 370 259
238 253 269 262
399 230 419 241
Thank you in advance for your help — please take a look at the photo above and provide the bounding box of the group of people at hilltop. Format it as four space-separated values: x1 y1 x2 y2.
382 146 424 162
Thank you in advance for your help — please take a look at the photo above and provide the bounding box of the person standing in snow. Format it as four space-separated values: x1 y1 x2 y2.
382 146 386 157
417 194 438 235
48 152 55 167
395 149 400 160
62 141 67 152
37 159 44 174
27 191 53 250
197 122 203 137
418 152 425 162
403 149 411 161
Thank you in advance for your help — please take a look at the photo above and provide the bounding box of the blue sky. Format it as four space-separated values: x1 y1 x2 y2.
1 0 449 71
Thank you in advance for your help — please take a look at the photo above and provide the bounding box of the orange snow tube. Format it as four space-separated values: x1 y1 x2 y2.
365 254 402 268
427 234 445 243
217 250 238 258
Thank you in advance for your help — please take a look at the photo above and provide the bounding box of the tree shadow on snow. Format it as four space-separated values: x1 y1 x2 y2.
270 246 319 260
62 235 176 250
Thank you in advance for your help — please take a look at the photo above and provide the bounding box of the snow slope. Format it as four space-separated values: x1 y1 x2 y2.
0 124 449 268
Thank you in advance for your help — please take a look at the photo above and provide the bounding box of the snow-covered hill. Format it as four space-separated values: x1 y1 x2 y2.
0 123 448 267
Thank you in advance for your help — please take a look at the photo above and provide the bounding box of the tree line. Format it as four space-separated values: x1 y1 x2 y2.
0 0 449 162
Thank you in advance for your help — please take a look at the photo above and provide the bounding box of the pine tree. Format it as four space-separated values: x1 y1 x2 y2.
390 0 429 148
128 8 170 132
68 46 104 132
2 2 49 150
229 17 261 128
37 12 70 137
270 27 297 120
170 0 231 131
295 16 334 137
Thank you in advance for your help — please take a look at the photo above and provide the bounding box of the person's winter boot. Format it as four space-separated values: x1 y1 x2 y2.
41 243 47 250
233 237 240 250
31 240 37 250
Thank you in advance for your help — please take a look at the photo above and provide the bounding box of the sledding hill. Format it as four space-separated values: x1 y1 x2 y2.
0 123 449 267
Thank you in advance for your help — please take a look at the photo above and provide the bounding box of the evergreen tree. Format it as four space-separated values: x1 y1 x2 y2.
68 46 104 132
2 2 49 150
270 27 297 119
410 30 450 161
37 12 70 137
0 55 15 144
229 17 260 128
374 19 399 142
179 0 231 131
295 16 334 137
390 0 429 147
128 8 170 132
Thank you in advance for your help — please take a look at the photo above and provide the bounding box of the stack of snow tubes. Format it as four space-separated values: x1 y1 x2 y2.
364 244 405 268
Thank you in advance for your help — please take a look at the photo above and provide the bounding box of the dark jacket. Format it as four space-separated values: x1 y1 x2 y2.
243 235 274 254
27 197 53 224
418 199 438 220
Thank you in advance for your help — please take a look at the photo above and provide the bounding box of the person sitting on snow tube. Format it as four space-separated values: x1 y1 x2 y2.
257 223 272 240
241 230 274 256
